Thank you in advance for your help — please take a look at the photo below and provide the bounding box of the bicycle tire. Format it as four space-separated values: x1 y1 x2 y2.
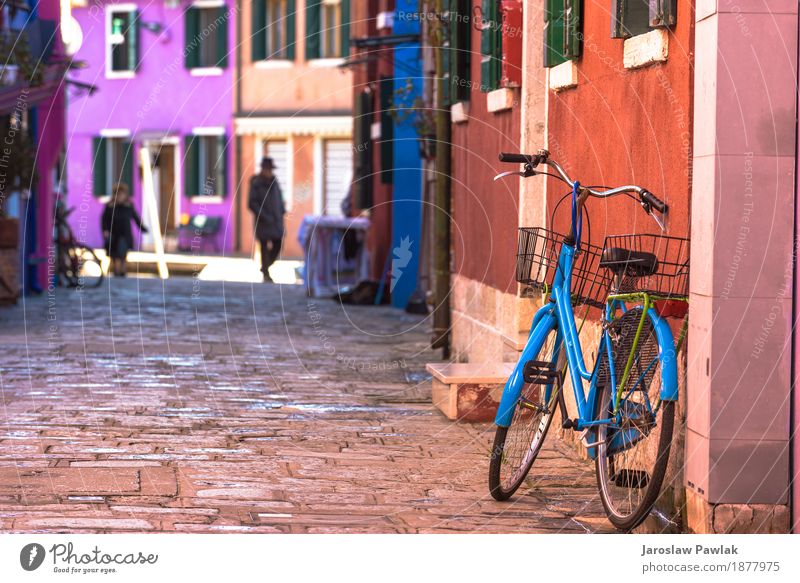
594 308 675 531
70 245 104 289
489 328 561 501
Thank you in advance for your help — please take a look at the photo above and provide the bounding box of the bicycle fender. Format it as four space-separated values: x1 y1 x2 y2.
648 308 679 401
494 304 556 427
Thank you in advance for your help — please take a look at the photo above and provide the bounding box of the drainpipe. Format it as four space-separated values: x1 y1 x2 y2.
430 0 451 358
234 1 243 252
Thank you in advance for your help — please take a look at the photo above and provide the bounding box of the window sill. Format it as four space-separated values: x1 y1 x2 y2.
548 60 578 92
189 67 224 77
451 101 470 124
254 59 294 69
486 88 514 114
105 70 136 80
188 196 224 204
309 58 345 68
623 29 669 70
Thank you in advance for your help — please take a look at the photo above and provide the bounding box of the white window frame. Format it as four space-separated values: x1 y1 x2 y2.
105 3 138 79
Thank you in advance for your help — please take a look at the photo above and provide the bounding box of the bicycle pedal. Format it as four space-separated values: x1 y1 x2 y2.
522 360 562 385
561 418 578 429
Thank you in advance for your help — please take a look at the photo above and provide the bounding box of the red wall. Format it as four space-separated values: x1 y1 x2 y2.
547 4 694 244
451 1 522 293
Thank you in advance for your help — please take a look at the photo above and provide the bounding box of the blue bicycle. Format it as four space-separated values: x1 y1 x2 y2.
488 150 689 531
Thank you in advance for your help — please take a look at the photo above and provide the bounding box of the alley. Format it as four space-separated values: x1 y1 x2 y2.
0 278 609 533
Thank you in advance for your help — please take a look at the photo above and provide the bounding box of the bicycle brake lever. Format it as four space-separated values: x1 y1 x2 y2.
650 208 666 231
493 170 526 181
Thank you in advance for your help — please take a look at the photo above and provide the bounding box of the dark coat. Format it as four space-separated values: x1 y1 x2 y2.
248 174 285 241
102 201 146 258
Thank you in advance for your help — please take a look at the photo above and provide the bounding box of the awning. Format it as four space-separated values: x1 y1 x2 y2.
235 116 352 138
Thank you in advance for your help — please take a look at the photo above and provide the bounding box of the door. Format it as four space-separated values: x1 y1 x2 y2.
322 139 353 216
141 143 178 251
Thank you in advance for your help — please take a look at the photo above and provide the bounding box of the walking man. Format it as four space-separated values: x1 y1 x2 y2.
248 157 286 282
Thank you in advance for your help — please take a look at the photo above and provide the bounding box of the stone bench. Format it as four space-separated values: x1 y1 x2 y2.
426 362 515 422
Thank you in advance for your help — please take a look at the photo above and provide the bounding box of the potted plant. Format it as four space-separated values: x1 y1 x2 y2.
0 117 37 249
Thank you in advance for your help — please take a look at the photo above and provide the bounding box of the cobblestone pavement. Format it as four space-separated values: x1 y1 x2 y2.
0 277 611 533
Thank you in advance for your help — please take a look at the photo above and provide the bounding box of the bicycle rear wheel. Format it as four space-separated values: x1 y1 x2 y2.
68 245 104 289
489 327 561 501
595 308 675 531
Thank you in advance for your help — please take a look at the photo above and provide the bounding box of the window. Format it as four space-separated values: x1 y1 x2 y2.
184 132 227 198
543 0 581 68
92 137 134 197
448 0 471 103
305 0 350 60
106 5 139 76
322 140 352 216
260 140 292 209
185 4 229 70
611 0 676 39
252 0 296 61
480 0 501 92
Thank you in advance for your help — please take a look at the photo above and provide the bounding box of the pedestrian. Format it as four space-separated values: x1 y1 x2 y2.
101 183 147 277
248 157 286 282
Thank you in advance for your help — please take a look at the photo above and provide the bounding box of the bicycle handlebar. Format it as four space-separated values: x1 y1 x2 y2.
498 149 668 219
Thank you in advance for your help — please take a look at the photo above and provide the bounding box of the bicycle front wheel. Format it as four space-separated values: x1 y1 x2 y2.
595 308 675 531
489 327 561 501
69 245 105 289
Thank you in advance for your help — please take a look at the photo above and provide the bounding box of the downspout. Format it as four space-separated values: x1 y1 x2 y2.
234 0 243 252
430 0 451 358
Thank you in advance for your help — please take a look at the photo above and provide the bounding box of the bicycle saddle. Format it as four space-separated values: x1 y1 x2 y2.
599 247 659 277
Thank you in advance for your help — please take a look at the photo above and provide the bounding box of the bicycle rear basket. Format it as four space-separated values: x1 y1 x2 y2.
601 234 690 298
516 227 611 309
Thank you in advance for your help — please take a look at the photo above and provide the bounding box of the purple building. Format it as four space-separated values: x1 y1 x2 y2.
66 0 235 253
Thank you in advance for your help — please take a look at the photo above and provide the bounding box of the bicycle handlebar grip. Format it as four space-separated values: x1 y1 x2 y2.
641 190 667 214
499 152 535 164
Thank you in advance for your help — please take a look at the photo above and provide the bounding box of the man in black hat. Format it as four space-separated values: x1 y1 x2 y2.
248 157 286 282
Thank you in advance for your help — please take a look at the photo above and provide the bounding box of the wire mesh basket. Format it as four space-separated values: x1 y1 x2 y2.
516 227 612 309
601 234 690 298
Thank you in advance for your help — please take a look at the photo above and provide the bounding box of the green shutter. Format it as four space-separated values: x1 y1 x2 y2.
286 0 297 60
129 10 140 70
185 8 200 69
564 0 581 59
184 135 199 197
480 0 500 92
379 76 394 184
252 0 267 61
339 0 350 58
121 140 134 194
305 0 321 60
450 0 471 103
93 137 107 197
611 0 649 39
217 135 227 197
650 0 676 28
353 90 373 210
216 7 229 68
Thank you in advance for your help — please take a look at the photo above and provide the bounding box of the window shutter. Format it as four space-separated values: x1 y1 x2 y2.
286 0 297 60
500 0 522 87
121 140 134 194
480 0 501 92
353 90 373 210
379 76 394 185
184 7 200 69
184 135 199 197
649 0 676 28
544 0 565 67
128 11 140 71
216 7 229 68
217 135 227 197
339 0 351 58
252 0 267 61
611 0 649 39
450 0 471 103
563 0 581 59
92 137 107 197
305 0 321 60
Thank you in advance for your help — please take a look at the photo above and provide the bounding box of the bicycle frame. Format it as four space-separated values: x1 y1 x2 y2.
494 238 680 459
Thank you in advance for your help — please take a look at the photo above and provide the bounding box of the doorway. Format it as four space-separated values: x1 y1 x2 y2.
141 140 179 251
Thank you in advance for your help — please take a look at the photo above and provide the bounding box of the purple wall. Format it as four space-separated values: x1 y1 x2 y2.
66 1 236 251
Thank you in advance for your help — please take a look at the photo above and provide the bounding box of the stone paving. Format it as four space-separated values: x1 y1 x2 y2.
0 277 611 533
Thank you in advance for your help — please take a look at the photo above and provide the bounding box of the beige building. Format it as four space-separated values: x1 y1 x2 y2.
235 0 353 258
